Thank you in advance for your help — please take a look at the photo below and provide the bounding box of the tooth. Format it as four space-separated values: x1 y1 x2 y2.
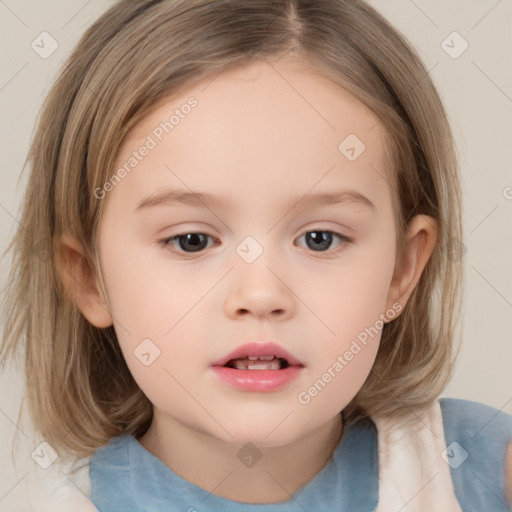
233 359 281 370
258 355 275 361
247 356 259 361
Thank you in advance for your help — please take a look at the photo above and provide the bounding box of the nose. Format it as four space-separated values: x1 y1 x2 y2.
224 256 296 321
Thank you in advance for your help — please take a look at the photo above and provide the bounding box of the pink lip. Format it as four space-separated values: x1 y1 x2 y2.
211 366 303 392
210 342 304 392
211 341 304 367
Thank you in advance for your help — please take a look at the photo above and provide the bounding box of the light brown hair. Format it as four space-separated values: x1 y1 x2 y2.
1 0 463 460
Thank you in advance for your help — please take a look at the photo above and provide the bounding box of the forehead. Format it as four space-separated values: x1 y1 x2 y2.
108 57 393 215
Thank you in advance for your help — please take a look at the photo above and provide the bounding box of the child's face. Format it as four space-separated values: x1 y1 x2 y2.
96 57 404 445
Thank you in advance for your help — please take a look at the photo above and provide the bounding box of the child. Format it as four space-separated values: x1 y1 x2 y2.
1 0 511 510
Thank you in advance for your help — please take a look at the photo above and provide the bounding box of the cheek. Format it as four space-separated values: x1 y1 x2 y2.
98 233 210 399
100 231 200 334
296 239 396 405
297 283 387 420
305 238 396 342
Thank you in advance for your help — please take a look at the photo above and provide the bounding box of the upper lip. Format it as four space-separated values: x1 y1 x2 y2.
211 342 304 367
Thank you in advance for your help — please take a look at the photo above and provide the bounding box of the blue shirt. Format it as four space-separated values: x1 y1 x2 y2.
89 398 512 511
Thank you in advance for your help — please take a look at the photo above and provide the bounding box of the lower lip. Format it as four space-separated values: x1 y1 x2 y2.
211 365 303 392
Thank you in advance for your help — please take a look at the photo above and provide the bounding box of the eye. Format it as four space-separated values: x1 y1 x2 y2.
159 229 351 257
296 229 352 255
158 232 217 255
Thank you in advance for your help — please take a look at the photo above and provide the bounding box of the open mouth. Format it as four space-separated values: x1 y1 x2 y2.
212 348 303 391
224 356 290 370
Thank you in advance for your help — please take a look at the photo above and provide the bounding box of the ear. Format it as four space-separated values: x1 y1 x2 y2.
54 233 113 328
385 215 438 315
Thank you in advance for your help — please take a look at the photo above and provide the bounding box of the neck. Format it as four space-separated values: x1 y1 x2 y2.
137 411 344 504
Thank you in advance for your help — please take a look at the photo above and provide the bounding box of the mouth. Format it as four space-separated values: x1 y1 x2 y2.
223 355 291 371
211 341 304 369
211 343 304 392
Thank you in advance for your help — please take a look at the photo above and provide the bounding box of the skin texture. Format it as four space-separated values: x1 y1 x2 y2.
56 56 439 503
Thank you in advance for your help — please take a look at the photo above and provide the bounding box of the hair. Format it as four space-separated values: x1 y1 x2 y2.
1 0 463 461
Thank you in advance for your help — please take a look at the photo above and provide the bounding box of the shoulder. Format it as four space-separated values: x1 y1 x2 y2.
89 434 138 510
439 397 512 510
24 454 98 512
439 397 512 461
439 397 512 437
23 435 133 512
89 433 132 466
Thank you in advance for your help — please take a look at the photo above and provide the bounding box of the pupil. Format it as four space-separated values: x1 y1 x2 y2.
307 231 331 251
180 233 208 252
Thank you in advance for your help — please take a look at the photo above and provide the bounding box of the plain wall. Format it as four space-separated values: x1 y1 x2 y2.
1 1 511 509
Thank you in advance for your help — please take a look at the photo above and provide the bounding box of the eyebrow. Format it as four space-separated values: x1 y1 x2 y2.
135 188 376 213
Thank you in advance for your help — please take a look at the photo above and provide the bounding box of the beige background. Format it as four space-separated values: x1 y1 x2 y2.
1 0 511 509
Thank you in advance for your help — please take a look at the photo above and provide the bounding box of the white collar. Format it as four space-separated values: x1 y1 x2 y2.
18 399 461 511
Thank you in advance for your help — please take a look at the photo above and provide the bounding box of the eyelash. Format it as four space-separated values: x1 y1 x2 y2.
157 229 352 258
